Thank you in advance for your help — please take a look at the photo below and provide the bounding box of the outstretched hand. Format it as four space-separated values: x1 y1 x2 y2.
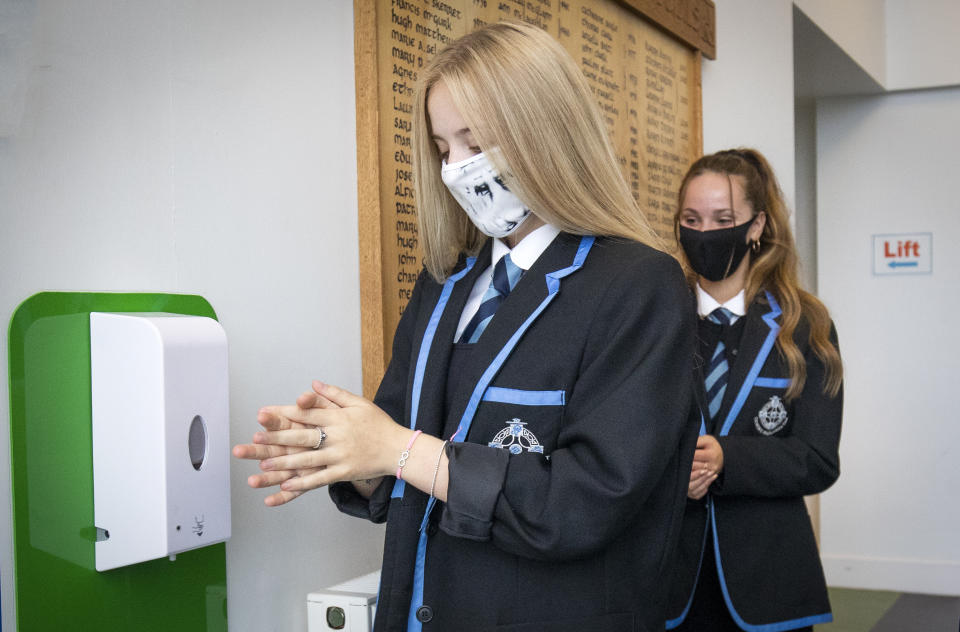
232 381 405 506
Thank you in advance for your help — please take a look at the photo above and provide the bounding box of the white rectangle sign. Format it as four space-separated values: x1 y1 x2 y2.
872 233 932 275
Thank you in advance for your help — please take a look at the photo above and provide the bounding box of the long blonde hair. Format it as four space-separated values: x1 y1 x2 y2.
413 21 662 281
675 148 842 400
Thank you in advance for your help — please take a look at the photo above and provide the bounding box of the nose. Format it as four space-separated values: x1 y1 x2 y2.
446 144 476 164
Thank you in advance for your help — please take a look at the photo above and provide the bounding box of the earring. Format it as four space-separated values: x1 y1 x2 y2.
751 239 761 253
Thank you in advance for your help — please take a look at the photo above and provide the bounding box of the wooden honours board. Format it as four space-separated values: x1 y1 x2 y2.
355 0 714 396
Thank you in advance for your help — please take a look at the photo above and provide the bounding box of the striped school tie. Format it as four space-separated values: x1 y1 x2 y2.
460 253 523 343
705 307 734 420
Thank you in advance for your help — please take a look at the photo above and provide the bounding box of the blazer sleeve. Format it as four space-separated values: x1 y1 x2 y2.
441 252 697 561
714 322 842 498
328 269 428 523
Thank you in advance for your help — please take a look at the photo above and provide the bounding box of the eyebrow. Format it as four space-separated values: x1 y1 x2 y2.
431 127 472 142
682 207 734 214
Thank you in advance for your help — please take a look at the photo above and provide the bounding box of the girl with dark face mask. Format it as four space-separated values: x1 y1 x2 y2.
667 148 844 632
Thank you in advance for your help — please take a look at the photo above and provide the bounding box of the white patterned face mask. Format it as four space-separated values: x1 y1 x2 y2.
440 152 531 238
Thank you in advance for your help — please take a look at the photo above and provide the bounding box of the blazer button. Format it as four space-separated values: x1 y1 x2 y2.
427 520 439 536
416 605 433 623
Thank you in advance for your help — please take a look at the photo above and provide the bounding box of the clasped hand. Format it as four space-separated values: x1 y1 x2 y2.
688 434 724 500
232 381 407 506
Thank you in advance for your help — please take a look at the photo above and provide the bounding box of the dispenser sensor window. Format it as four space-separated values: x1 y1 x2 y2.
189 414 207 470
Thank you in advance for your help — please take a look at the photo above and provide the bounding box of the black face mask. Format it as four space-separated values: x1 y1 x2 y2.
679 218 756 282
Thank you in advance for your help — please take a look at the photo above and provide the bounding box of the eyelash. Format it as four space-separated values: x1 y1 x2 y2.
682 215 734 227
437 146 482 162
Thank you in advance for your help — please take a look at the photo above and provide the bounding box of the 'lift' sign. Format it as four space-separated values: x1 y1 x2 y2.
873 233 932 276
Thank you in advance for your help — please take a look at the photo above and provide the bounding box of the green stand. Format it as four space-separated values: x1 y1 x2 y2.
8 293 227 631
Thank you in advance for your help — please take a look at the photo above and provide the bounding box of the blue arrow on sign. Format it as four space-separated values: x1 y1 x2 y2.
888 261 918 268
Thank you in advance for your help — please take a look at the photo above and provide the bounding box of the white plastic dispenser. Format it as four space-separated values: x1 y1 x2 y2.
90 312 230 572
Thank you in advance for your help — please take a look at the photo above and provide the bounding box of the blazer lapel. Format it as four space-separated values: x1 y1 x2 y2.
409 241 491 437
716 294 781 436
445 233 586 438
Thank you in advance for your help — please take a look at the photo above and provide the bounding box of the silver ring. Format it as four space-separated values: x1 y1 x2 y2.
311 427 327 450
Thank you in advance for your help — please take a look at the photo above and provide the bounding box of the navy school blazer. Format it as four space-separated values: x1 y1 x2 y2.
667 292 843 632
332 233 700 632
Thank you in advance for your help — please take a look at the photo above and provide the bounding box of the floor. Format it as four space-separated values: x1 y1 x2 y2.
816 588 960 632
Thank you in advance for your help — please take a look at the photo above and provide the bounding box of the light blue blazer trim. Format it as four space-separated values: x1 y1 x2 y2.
391 258 477 501
668 409 708 630
754 377 791 388
711 502 833 631
717 291 781 438
481 386 565 406
406 236 595 632
665 495 711 630
447 236 594 445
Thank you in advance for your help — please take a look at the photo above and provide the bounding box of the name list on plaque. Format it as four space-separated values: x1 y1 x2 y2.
372 0 701 368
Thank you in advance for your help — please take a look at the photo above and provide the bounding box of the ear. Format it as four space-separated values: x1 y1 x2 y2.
748 211 766 242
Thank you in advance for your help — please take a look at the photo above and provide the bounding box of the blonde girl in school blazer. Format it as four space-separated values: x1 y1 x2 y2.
234 22 699 632
666 148 843 632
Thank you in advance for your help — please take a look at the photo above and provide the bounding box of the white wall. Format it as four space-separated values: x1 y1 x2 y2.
816 87 960 595
885 0 960 91
702 0 797 212
0 2 384 631
793 0 886 85
792 0 960 93
794 99 817 292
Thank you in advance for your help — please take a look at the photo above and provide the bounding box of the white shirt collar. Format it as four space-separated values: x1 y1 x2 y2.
491 223 561 271
454 224 562 343
696 283 747 320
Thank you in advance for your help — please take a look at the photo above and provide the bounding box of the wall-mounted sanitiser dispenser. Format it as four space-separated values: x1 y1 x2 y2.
90 312 230 572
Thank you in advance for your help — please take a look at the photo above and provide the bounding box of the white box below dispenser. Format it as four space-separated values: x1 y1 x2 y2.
307 571 380 632
90 312 230 572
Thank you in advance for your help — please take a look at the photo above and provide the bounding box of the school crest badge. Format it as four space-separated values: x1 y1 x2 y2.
754 395 788 435
489 418 544 454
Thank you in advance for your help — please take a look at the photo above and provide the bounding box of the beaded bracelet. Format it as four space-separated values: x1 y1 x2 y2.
429 440 448 498
396 430 423 480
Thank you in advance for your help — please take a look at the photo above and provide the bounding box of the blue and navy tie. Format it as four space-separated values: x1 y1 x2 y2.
705 307 734 420
459 253 523 343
